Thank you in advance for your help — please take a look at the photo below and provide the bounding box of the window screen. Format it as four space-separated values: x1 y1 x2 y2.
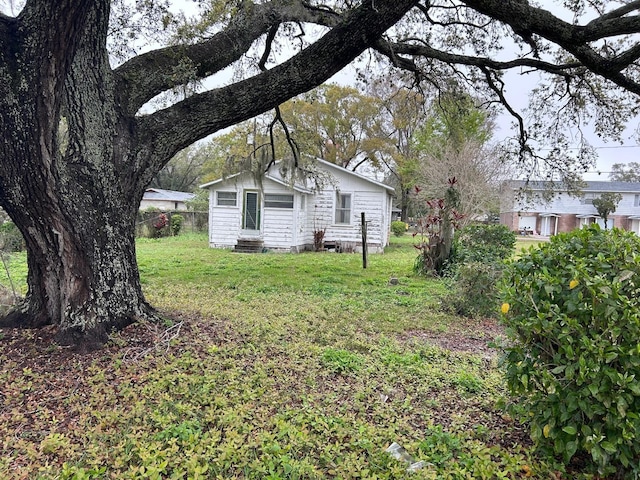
264 194 294 209
217 191 237 206
335 193 351 224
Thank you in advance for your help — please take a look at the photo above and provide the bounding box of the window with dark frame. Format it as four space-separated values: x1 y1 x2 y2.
335 192 351 224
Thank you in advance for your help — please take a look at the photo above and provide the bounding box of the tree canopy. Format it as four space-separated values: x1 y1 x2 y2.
593 192 623 229
2 0 640 347
609 162 640 182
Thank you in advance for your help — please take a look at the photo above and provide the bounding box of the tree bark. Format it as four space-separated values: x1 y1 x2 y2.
0 0 156 349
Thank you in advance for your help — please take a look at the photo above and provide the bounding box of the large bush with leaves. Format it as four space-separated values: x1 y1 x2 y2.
500 225 640 476
452 224 516 265
390 220 407 237
447 224 515 318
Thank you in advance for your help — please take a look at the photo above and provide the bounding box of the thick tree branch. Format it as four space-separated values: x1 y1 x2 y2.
136 0 419 171
374 38 582 75
594 0 640 22
460 0 640 94
114 0 340 116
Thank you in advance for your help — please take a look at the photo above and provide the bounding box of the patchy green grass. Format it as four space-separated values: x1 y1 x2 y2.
0 234 581 478
514 237 548 256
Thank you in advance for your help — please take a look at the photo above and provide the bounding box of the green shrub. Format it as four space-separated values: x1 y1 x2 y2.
445 224 515 317
500 225 640 476
447 261 503 318
171 214 184 236
452 224 516 266
390 220 407 237
0 221 24 252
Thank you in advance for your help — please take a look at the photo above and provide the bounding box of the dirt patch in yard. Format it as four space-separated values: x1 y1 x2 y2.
403 317 506 358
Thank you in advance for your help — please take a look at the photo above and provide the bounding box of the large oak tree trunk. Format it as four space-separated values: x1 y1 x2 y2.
0 1 156 348
3 197 154 348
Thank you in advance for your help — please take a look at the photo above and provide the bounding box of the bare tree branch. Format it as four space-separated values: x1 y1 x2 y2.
375 39 582 75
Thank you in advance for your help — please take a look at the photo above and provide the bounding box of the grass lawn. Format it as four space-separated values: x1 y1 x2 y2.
0 234 581 479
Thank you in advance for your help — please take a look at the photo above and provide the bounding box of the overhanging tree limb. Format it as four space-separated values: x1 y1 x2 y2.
136 0 420 172
460 0 640 93
114 0 341 115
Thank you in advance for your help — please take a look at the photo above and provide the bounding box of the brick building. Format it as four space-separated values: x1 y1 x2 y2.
500 181 640 236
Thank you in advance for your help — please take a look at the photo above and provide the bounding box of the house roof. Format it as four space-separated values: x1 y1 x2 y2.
200 158 395 194
312 158 395 193
143 188 196 202
200 171 313 193
508 180 640 194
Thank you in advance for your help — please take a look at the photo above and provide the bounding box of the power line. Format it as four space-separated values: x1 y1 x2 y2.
537 144 640 151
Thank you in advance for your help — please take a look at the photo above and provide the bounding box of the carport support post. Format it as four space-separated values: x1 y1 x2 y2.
361 212 368 269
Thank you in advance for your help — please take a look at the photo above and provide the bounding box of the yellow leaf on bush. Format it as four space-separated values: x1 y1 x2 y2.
569 279 579 289
543 424 551 438
501 303 510 314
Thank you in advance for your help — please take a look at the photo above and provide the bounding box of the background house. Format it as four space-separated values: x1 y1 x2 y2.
140 188 195 211
500 180 640 235
201 158 395 253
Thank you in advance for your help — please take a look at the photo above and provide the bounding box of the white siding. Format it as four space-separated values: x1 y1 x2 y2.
140 199 188 211
297 194 313 249
209 186 242 248
262 183 297 250
205 161 394 253
208 177 248 248
308 175 390 253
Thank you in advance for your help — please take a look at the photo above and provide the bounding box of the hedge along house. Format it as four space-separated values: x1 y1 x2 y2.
200 158 395 253
500 180 640 235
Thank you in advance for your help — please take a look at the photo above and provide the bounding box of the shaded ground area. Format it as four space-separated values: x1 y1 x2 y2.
1 314 506 378
0 314 546 478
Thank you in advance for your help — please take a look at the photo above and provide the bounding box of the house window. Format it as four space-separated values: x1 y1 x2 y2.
635 194 640 207
580 193 597 205
264 194 294 209
335 192 351 224
217 191 237 206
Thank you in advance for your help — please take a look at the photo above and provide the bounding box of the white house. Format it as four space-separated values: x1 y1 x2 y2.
140 188 195 211
200 158 395 253
500 180 640 235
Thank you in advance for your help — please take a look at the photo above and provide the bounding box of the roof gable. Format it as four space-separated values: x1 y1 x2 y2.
200 171 312 193
200 158 394 194
310 158 394 192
